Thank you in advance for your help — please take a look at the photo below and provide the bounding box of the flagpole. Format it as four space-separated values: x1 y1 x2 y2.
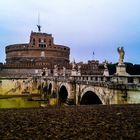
92 51 95 60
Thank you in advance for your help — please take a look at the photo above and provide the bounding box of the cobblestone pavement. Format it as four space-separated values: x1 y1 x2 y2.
0 104 139 140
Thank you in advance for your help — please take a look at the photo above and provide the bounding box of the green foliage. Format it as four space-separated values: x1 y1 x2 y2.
108 63 117 75
107 62 140 75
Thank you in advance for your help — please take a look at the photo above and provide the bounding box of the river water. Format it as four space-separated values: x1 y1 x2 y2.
0 96 47 108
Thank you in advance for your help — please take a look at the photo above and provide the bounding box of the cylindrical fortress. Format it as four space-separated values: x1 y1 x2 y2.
5 32 70 67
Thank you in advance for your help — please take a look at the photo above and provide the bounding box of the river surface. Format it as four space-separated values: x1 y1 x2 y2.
0 96 47 108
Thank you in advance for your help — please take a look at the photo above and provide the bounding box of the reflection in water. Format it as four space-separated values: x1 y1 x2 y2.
0 97 42 108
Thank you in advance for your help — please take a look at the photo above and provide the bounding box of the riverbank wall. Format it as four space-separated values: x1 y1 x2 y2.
0 77 41 95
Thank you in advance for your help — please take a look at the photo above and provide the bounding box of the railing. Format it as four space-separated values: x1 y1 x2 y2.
45 75 140 90
73 75 140 84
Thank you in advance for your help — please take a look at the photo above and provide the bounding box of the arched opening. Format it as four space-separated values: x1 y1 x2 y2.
43 85 48 94
59 86 68 103
80 91 102 105
48 83 52 95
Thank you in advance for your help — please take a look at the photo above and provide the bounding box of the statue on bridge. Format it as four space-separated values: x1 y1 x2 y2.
54 65 58 76
62 66 66 76
117 47 125 65
116 47 128 76
103 60 109 76
72 59 76 70
77 65 81 76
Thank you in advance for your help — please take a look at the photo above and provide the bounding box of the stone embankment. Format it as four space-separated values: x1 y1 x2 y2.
0 104 139 140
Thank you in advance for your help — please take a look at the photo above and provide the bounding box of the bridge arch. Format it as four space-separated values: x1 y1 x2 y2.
80 86 105 105
47 81 56 97
59 85 68 103
80 91 102 105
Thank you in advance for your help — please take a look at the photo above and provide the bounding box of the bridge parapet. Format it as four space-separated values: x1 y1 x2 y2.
46 75 140 83
75 75 140 90
75 75 140 84
46 75 140 91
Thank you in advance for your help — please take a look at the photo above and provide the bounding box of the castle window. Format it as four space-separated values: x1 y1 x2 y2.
39 38 41 43
44 39 46 42
33 38 35 45
49 39 51 46
39 44 46 48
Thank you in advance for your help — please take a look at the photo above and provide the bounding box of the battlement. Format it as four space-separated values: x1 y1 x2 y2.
30 31 52 37
6 44 29 53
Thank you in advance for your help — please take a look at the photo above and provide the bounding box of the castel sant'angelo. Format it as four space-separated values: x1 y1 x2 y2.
0 25 71 76
6 27 70 67
0 24 103 77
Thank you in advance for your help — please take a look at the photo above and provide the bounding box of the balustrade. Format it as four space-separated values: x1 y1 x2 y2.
45 74 140 86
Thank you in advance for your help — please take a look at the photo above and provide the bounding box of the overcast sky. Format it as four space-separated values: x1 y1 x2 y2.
0 0 140 64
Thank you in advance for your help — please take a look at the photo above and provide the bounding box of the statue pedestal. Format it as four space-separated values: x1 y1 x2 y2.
103 69 109 76
116 64 128 76
77 70 81 76
53 70 58 76
71 70 77 76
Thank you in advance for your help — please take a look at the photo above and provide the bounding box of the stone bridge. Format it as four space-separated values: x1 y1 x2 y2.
0 74 140 105
45 75 140 105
